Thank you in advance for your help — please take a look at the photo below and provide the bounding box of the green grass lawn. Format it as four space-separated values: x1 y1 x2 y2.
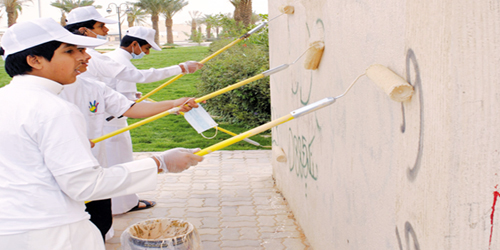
0 46 271 152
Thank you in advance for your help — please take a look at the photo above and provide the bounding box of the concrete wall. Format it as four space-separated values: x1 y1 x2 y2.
268 0 500 249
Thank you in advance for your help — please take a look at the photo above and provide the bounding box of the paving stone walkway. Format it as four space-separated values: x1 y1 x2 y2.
105 150 311 250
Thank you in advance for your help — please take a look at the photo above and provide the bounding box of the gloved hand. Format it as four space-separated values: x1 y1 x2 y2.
153 148 204 173
179 61 203 74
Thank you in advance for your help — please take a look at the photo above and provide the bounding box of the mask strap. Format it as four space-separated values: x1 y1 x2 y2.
200 126 218 139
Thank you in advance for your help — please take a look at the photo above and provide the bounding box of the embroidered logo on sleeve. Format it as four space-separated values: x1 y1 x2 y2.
89 100 99 113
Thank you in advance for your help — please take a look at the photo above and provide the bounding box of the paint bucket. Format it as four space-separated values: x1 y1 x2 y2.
120 218 201 250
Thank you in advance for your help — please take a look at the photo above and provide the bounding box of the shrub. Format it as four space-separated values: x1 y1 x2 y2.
198 39 270 128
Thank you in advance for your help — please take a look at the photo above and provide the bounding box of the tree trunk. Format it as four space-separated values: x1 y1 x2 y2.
166 17 173 44
191 20 196 40
127 14 135 28
60 13 66 26
216 27 219 38
233 5 242 24
151 14 160 45
241 0 252 27
206 24 211 39
6 6 16 27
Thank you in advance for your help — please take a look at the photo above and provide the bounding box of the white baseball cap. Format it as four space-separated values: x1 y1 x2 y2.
125 26 161 51
1 18 106 59
66 6 117 25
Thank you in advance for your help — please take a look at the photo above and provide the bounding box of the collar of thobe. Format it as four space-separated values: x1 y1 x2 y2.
11 75 64 95
117 47 133 60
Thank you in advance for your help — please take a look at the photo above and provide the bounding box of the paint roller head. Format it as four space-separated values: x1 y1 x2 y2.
279 5 295 14
303 41 325 70
272 146 287 163
365 64 414 102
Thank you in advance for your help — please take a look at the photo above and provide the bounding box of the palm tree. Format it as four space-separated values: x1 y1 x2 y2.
126 4 147 27
188 10 202 40
229 0 252 27
250 11 260 25
202 14 215 39
211 14 225 38
50 0 99 26
1 0 32 27
229 0 241 23
134 0 164 45
161 0 187 44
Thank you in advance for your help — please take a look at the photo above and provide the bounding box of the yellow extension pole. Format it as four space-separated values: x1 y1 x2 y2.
135 38 245 103
195 74 265 103
195 114 295 156
194 97 337 156
91 108 179 143
91 73 267 144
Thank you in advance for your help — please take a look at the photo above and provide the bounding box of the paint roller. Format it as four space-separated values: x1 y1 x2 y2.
365 64 414 102
279 5 295 14
272 146 287 162
303 41 325 70
90 64 290 144
192 64 414 156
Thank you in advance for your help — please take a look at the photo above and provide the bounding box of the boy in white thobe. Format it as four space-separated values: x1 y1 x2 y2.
59 46 200 239
0 18 203 250
64 6 203 215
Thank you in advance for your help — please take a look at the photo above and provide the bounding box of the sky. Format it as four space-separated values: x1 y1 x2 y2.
1 0 268 29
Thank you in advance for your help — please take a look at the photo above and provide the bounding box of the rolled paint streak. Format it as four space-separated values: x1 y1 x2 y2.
490 190 500 248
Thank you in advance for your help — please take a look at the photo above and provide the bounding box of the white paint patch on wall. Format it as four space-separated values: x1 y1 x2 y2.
270 0 500 249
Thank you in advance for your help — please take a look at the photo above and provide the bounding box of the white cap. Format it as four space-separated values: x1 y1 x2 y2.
125 26 161 51
1 18 106 59
66 6 117 25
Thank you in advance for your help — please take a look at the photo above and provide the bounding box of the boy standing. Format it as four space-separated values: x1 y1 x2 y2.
0 18 202 250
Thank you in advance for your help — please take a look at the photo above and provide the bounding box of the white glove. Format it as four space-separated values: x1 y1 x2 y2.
179 61 203 74
153 148 204 173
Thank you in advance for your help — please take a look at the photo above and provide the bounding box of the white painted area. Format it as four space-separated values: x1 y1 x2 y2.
269 0 500 249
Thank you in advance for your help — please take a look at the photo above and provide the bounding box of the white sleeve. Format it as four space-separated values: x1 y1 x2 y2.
87 52 127 79
115 65 183 83
102 84 134 117
54 158 157 201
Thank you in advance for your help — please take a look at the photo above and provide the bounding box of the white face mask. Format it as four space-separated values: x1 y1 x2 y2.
85 28 107 40
183 104 218 134
131 44 145 59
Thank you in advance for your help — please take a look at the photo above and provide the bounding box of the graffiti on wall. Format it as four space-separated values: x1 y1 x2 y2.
288 127 319 181
290 18 325 106
393 49 424 249
396 222 421 250
403 49 424 182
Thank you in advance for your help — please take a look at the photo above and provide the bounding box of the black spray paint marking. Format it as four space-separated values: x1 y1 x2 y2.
396 222 421 250
405 49 424 182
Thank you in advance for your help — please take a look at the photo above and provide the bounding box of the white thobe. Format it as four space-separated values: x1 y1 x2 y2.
84 48 181 214
0 75 157 249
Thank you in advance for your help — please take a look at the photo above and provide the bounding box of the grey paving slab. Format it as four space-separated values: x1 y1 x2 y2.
104 150 311 250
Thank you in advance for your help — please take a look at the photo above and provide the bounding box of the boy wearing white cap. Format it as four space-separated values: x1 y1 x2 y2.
58 48 202 240
64 6 204 238
0 18 202 250
64 6 203 93
102 26 204 215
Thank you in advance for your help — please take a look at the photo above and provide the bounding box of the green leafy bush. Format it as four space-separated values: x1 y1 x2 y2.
198 39 270 128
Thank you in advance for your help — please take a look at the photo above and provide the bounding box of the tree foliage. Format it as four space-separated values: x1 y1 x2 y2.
198 15 269 127
161 0 188 44
1 0 32 27
50 0 99 26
